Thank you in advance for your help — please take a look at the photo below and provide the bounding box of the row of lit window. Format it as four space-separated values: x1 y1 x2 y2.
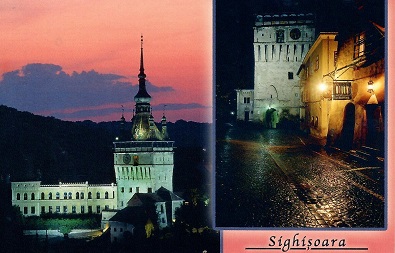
256 44 309 62
112 226 125 233
310 116 319 128
19 204 110 215
117 166 151 179
120 186 152 194
255 30 310 42
16 191 114 201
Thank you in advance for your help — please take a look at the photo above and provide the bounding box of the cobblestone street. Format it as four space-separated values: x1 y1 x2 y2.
215 123 385 228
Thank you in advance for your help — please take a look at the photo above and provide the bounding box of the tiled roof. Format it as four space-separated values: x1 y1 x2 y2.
127 193 165 207
109 206 147 225
156 187 183 201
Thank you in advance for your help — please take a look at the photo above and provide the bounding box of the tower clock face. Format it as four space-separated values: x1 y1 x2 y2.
123 154 131 164
290 28 301 40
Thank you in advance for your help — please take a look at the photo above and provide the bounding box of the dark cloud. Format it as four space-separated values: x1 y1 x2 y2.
153 103 210 111
49 102 209 119
0 63 174 113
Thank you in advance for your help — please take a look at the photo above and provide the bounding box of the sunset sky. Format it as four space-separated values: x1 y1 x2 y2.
0 0 212 123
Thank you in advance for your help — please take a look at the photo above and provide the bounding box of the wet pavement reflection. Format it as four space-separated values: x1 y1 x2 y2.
215 123 384 228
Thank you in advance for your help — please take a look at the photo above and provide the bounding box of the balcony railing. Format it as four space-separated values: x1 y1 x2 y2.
113 141 175 152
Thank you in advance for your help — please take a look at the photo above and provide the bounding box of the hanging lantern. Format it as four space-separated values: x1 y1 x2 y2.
367 79 374 93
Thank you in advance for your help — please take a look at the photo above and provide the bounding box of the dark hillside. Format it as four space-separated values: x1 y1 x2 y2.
0 106 114 184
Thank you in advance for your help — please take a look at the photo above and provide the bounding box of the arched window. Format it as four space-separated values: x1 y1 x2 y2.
68 192 72 199
88 192 92 199
314 116 318 128
56 192 60 199
41 192 45 200
17 193 20 200
105 192 109 199
76 192 80 199
49 192 53 200
24 193 27 200
64 192 67 199
31 193 35 200
81 192 85 199
96 192 100 199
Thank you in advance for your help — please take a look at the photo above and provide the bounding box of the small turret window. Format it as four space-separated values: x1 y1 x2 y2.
276 30 284 43
133 155 139 166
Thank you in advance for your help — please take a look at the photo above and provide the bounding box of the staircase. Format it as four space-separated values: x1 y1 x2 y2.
348 146 385 168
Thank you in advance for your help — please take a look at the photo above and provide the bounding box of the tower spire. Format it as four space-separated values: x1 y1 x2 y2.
135 34 151 101
132 35 163 141
161 105 168 140
139 34 146 79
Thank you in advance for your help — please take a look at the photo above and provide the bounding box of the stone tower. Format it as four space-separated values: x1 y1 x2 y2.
113 36 174 209
252 13 315 126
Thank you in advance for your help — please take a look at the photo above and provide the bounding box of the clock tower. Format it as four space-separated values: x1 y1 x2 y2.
113 36 174 209
237 13 315 126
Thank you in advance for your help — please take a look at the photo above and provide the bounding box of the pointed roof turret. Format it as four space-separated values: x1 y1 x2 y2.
118 105 130 141
120 105 126 122
134 35 151 100
131 36 163 141
161 105 169 140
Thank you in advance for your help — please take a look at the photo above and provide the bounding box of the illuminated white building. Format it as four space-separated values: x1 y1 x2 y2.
11 181 117 216
235 89 254 121
105 188 183 243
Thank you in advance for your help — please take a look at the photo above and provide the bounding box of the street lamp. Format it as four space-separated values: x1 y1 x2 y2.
319 82 332 99
367 79 374 93
318 82 327 92
319 75 334 99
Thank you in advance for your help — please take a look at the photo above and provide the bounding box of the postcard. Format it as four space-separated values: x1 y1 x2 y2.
215 0 393 252
0 1 217 252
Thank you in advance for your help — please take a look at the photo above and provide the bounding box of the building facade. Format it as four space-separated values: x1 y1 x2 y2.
11 181 117 216
104 187 184 242
299 21 385 151
235 89 254 121
298 32 338 138
236 13 315 127
113 141 174 209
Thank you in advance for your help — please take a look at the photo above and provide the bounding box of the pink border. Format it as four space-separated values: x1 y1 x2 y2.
222 2 394 252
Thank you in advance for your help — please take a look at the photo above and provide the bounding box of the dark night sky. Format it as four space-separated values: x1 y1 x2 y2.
215 0 385 121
